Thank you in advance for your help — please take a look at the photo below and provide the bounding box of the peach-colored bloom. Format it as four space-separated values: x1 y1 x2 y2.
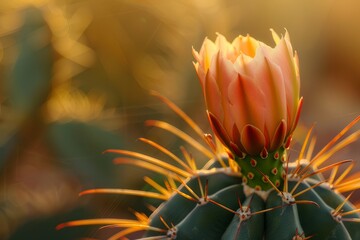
193 30 302 157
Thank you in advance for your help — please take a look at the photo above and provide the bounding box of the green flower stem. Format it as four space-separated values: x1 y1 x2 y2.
236 147 286 191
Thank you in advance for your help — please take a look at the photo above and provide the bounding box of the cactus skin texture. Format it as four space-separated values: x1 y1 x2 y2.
56 92 360 240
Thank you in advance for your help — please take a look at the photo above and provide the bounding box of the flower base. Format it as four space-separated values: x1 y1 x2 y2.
236 147 286 191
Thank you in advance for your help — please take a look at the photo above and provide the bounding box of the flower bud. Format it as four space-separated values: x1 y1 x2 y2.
193 30 302 157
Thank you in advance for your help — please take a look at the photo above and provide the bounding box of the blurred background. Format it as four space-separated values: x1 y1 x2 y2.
0 0 359 239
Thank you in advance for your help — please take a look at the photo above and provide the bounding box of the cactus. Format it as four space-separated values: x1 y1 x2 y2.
56 92 360 239
56 30 360 240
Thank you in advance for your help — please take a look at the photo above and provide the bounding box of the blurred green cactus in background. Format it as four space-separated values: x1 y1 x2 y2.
0 5 136 240
9 7 52 116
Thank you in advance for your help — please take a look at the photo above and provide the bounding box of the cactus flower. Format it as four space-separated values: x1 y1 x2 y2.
193 30 302 157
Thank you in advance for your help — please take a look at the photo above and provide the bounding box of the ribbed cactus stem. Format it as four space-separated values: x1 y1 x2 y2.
236 147 286 191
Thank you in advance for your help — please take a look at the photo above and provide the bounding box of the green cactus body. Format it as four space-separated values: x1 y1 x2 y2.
222 193 264 240
140 162 359 240
312 184 360 239
174 184 244 240
265 190 304 240
145 171 242 232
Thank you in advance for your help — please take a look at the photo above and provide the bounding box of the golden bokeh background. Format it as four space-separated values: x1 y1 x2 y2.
0 0 359 239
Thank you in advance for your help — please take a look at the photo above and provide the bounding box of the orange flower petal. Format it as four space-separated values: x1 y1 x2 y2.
232 34 259 58
289 97 303 135
241 124 266 155
206 52 238 132
198 37 218 72
228 74 265 132
204 68 222 119
263 56 287 139
270 119 287 151
260 36 300 128
232 124 246 153
207 111 231 148
215 33 237 62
